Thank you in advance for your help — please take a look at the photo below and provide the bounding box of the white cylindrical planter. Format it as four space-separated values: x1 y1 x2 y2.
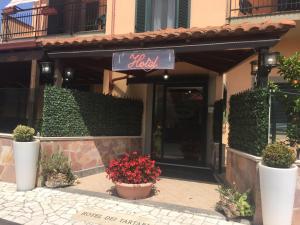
259 163 298 225
13 140 40 191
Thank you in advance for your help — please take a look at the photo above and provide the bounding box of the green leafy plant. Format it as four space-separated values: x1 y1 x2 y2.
278 53 300 147
40 151 76 187
262 142 296 168
216 185 254 219
213 99 225 142
41 86 143 137
13 125 35 142
278 52 300 89
228 88 269 156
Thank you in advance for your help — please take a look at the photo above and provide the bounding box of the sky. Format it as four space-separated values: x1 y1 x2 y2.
0 0 33 26
0 0 32 10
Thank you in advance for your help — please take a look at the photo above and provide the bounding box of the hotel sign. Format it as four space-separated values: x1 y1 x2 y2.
112 49 175 72
73 209 154 225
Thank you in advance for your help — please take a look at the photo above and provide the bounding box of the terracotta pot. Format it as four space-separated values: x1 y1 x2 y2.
115 182 153 200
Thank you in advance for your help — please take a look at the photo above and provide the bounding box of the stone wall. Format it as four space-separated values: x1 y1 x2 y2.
0 135 14 183
226 148 300 225
0 134 142 183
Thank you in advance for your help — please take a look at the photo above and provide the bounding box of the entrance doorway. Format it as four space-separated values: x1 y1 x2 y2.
152 82 208 167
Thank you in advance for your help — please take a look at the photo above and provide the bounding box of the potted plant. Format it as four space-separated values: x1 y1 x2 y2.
216 185 254 220
106 151 161 200
40 151 76 188
259 142 298 225
13 125 40 191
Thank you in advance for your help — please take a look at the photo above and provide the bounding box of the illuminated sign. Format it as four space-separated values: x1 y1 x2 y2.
112 49 175 72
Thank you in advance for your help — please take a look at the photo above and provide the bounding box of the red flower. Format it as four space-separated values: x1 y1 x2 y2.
106 151 161 184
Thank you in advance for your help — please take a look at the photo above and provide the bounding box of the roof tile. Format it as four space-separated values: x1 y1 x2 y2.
39 20 296 47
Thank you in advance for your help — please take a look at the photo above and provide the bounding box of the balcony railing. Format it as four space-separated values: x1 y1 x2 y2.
228 0 300 20
0 1 107 42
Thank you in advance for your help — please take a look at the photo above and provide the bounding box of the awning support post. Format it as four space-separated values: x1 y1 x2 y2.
257 48 270 88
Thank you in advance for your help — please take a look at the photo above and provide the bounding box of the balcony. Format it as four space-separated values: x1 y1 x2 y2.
0 0 107 42
228 0 300 20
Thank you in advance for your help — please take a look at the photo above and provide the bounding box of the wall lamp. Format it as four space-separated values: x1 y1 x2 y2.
64 67 75 82
163 70 169 80
250 51 280 76
39 60 54 84
250 60 258 76
40 61 54 75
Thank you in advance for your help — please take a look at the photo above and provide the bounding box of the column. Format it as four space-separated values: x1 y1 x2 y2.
27 59 40 127
54 59 63 87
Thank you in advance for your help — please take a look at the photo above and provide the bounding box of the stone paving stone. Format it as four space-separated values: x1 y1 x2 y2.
0 182 243 225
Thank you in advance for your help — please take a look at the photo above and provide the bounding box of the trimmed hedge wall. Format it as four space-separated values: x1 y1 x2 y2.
41 86 143 137
228 88 269 156
213 99 224 143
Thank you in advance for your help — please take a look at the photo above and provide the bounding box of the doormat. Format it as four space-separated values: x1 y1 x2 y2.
73 209 155 225
159 164 217 183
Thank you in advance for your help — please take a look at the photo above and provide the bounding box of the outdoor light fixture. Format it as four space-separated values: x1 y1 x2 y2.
163 70 169 80
64 67 74 82
39 60 54 85
250 52 280 76
40 61 53 75
250 60 258 76
250 51 281 88
264 51 280 68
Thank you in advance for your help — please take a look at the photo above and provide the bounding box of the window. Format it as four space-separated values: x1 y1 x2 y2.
152 0 176 30
135 0 190 32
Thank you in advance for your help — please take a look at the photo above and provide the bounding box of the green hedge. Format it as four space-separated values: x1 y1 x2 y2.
41 86 143 137
228 88 269 156
213 99 224 142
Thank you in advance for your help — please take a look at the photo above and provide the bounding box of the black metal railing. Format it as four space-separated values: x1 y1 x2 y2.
228 0 300 19
0 1 107 42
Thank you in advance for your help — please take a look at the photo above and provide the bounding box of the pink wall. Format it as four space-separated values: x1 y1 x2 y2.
226 148 300 225
0 135 142 183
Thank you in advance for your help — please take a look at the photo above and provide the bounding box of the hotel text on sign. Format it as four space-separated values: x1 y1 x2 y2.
112 49 175 72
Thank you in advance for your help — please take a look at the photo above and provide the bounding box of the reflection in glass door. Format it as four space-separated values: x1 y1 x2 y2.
152 84 207 166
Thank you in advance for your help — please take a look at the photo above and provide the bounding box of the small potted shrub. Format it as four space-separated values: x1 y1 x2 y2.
259 142 297 225
106 151 161 200
41 151 76 188
216 185 254 220
13 125 40 191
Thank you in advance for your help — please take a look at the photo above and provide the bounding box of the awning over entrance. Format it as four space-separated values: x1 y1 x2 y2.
0 40 43 63
41 20 296 74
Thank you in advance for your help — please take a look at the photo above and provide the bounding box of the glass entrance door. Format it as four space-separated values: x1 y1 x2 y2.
152 84 207 166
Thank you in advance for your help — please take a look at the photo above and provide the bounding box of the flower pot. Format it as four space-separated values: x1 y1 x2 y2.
115 182 153 200
259 163 298 225
13 140 40 191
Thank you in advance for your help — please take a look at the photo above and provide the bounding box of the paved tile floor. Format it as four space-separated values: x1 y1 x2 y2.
73 173 219 211
0 182 243 225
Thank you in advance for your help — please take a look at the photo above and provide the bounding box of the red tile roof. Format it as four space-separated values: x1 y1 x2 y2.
40 20 296 48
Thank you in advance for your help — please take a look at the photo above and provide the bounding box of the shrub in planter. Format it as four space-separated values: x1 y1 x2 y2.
41 151 76 188
216 185 254 220
12 125 40 191
259 142 298 225
106 151 161 200
13 125 35 142
262 142 296 168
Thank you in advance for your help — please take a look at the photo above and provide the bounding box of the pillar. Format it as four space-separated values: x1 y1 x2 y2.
54 59 63 87
27 59 40 127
